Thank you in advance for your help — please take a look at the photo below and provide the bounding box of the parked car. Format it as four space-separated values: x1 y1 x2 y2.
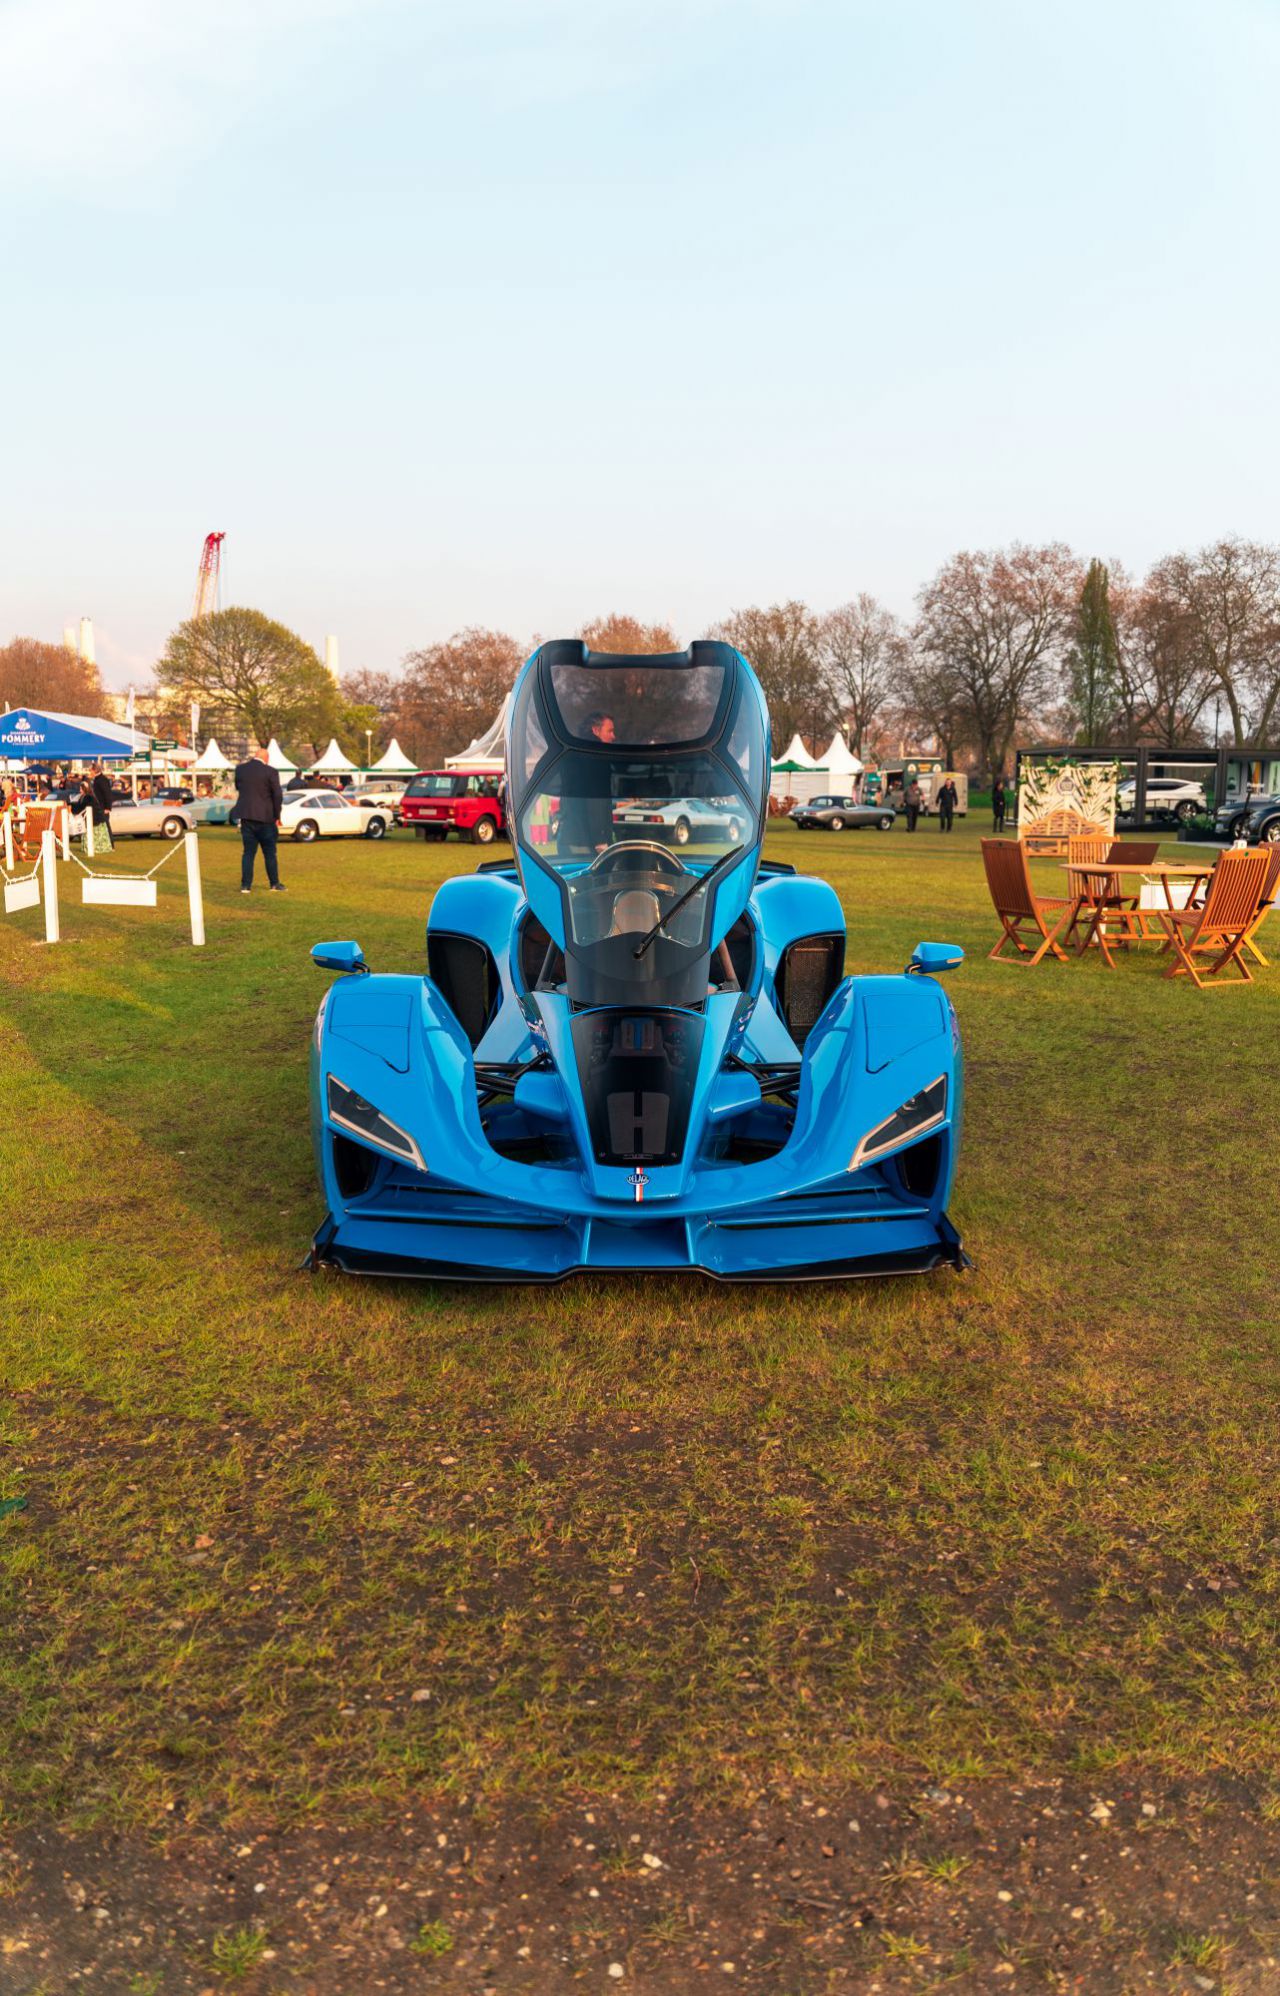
1242 795 1280 844
1117 775 1206 823
353 781 413 822
280 789 393 842
188 792 236 824
788 793 857 821
613 795 752 846
108 796 196 840
792 798 897 832
1216 793 1280 842
400 771 505 844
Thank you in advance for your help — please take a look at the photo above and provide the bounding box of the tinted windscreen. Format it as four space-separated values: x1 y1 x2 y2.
519 750 753 868
548 661 725 745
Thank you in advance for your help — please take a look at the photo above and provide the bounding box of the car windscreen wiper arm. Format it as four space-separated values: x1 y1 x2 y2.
632 846 743 959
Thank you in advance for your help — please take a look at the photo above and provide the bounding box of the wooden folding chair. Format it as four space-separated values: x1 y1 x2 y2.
1243 844 1280 966
1160 849 1273 987
981 838 1071 965
12 803 54 863
1073 857 1149 967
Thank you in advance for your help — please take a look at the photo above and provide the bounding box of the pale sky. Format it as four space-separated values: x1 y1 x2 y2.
2 0 1278 689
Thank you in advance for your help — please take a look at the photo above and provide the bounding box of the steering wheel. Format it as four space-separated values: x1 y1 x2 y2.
585 840 687 878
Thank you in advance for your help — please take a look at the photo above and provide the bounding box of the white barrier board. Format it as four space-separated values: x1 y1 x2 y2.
82 878 158 908
1139 882 1195 910
4 877 40 913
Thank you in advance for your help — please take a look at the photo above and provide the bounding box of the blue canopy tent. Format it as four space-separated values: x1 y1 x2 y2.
0 708 148 765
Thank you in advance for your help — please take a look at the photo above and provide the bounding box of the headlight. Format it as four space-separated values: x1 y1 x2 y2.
326 1074 425 1171
849 1076 947 1172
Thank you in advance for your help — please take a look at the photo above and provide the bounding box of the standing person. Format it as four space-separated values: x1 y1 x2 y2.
232 746 285 894
904 777 923 833
992 773 1007 830
937 777 957 833
83 762 115 853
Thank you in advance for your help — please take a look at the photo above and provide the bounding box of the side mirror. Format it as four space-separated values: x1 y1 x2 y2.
311 939 367 975
907 941 964 977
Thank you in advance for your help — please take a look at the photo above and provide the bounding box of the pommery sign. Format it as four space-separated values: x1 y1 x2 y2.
0 715 44 750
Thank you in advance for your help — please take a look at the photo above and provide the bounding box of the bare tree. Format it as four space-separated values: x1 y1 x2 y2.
0 636 102 714
713 601 829 751
1125 591 1215 748
897 644 975 771
914 544 1081 781
816 595 906 757
580 613 678 654
1145 538 1280 748
395 628 524 767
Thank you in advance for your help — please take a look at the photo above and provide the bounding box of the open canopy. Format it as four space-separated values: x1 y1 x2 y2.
0 706 148 763
265 737 298 773
369 736 418 775
446 695 510 771
306 737 358 774
193 738 234 771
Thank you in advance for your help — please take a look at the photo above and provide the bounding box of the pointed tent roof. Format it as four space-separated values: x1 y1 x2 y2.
817 731 864 777
369 736 418 775
306 737 358 774
774 732 823 771
265 737 298 773
193 738 234 771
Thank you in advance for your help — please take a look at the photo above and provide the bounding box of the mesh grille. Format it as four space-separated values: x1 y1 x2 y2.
777 934 844 1048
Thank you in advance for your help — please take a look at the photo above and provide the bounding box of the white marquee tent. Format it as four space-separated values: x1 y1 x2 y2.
265 737 298 774
774 732 823 771
193 738 234 772
306 738 358 776
369 737 418 775
817 732 864 780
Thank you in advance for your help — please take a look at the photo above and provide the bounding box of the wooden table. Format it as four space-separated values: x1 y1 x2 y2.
1059 860 1217 967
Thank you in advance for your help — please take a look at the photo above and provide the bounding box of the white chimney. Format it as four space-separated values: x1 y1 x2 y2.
325 634 339 679
63 625 78 655
79 617 96 665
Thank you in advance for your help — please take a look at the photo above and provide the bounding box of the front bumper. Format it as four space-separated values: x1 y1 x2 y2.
309 1182 968 1285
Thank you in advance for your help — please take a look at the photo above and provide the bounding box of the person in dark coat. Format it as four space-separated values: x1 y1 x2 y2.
82 762 115 848
992 774 1007 828
232 748 285 893
904 778 923 832
936 777 957 832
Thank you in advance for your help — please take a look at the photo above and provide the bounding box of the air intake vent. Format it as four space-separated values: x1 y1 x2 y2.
777 933 844 1048
427 932 498 1048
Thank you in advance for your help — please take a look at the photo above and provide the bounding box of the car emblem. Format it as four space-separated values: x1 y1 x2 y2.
628 1167 649 1204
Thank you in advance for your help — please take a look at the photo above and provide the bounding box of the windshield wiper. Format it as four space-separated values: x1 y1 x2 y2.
632 846 744 959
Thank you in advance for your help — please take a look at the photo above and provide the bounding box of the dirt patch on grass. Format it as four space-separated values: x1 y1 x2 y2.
4 1777 1279 1993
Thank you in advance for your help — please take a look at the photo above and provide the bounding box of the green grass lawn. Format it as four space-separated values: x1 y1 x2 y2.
1 816 1278 1849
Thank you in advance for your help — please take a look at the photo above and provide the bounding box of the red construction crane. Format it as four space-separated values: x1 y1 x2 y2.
192 531 225 620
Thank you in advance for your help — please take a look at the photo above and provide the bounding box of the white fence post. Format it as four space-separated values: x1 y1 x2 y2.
2 812 12 872
60 807 70 862
184 831 205 947
41 829 60 944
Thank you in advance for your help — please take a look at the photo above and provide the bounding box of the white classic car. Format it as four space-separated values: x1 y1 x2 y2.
280 789 394 842
612 796 752 847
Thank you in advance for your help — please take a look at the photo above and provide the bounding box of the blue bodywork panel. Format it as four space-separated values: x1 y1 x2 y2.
308 641 966 1283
